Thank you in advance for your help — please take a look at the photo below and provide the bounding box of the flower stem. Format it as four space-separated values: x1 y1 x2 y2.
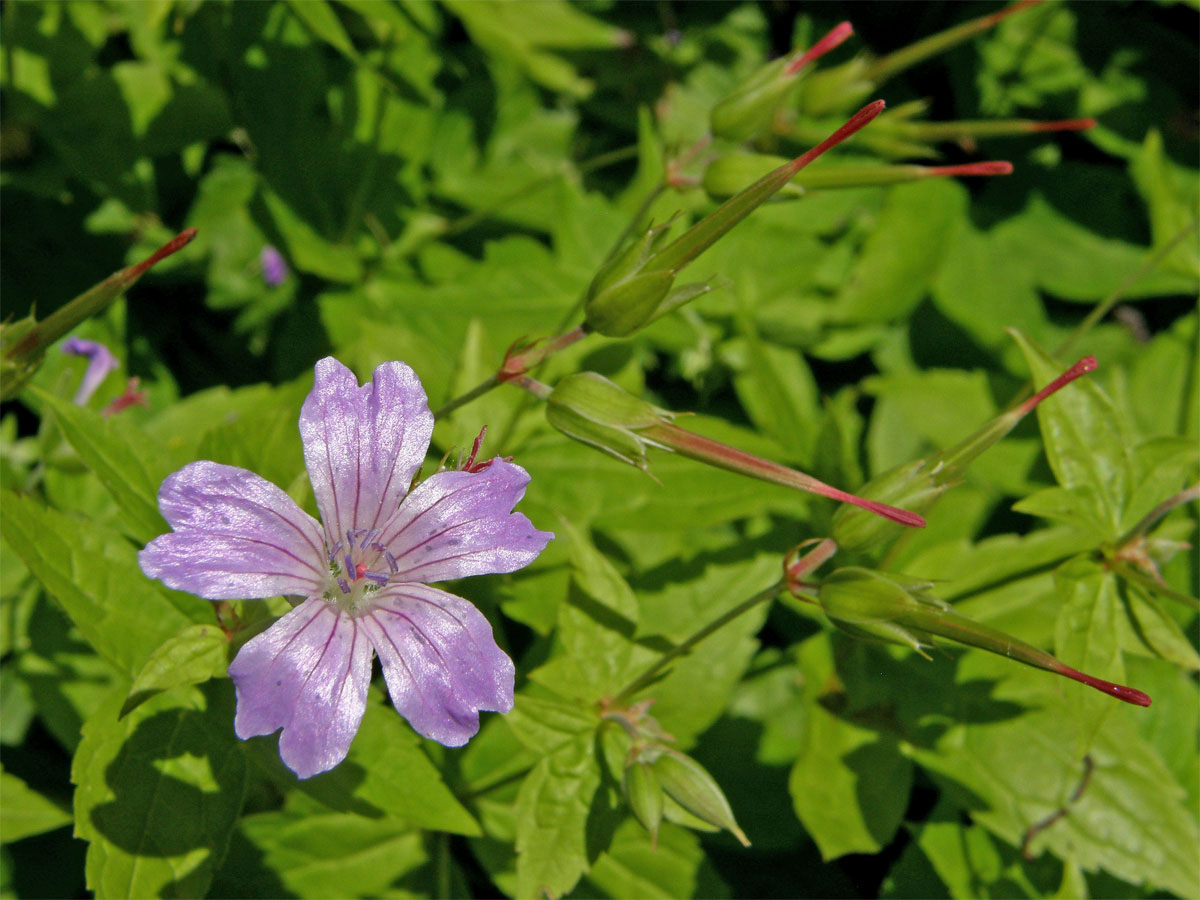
432 374 499 421
613 579 785 704
1055 216 1199 360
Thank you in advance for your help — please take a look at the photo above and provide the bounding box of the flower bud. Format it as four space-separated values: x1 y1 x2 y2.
623 759 664 844
816 567 1152 706
651 749 749 846
545 372 674 470
832 355 1098 554
711 22 854 141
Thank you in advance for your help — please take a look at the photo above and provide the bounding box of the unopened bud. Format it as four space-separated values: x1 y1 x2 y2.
832 354 1098 554
545 373 674 470
651 749 749 846
623 760 664 844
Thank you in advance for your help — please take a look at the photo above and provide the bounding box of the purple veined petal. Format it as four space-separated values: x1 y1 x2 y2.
378 459 553 584
139 461 328 600
299 358 434 545
229 597 373 779
360 583 514 746
61 337 118 405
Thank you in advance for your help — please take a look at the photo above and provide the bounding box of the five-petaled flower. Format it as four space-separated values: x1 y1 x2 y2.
140 357 553 778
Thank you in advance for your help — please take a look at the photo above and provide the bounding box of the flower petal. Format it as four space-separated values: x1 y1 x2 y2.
300 358 433 545
228 598 373 779
379 459 553 583
139 461 327 599
360 584 514 746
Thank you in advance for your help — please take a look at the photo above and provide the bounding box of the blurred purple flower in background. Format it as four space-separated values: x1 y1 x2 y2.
260 245 289 286
61 337 118 405
140 357 552 778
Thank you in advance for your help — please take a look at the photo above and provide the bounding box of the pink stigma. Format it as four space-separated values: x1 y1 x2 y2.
355 562 368 580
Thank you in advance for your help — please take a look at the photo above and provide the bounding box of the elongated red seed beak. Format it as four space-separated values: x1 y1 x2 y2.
785 21 855 75
927 161 1014 177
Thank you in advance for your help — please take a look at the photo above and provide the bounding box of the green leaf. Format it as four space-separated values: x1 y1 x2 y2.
833 179 966 323
1011 329 1135 536
910 651 1200 899
222 810 427 899
527 519 644 701
515 737 600 900
36 387 169 543
506 693 597 757
581 819 730 899
1052 559 1126 750
1 493 210 676
261 187 362 283
245 689 481 836
442 0 626 98
120 625 229 719
789 635 913 859
1129 129 1200 281
729 335 820 466
73 682 247 899
0 769 72 843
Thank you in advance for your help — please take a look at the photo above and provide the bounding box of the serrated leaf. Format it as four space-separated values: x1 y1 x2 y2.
833 179 966 324
244 689 481 836
506 694 597 756
73 682 247 899
0 769 72 843
120 625 229 718
581 819 730 899
1052 559 1126 751
515 738 599 900
1 493 210 676
910 652 1200 899
789 635 913 859
1011 330 1135 537
527 519 644 700
225 810 427 899
36 387 169 543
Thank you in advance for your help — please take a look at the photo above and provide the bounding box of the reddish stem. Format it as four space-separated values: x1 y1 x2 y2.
785 21 855 75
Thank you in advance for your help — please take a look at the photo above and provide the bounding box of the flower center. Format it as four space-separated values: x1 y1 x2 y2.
323 528 398 613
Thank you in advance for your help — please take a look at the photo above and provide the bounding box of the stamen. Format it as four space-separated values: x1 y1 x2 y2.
336 577 351 594
383 550 398 574
364 571 389 587
344 553 355 575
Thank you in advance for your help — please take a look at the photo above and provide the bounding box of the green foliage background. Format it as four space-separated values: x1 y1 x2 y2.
1 1 1197 898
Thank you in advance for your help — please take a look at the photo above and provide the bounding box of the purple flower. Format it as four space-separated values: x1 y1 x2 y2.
61 337 118 405
260 245 289 287
139 358 552 778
